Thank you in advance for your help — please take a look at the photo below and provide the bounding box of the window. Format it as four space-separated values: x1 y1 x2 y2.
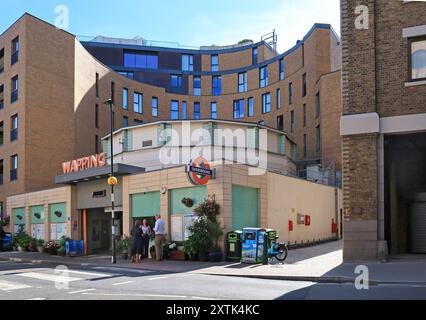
122 88 128 109
212 76 222 96
11 37 19 65
193 76 201 96
152 97 158 117
0 85 4 110
303 104 307 127
11 75 18 103
95 104 99 129
134 92 143 114
0 48 4 73
10 154 18 181
279 58 284 80
122 116 128 128
289 82 293 105
170 100 179 120
111 82 115 104
290 110 295 133
303 134 307 158
316 125 321 152
277 115 284 131
259 66 268 88
182 54 194 71
302 73 307 97
252 47 258 65
118 71 134 79
276 88 281 110
95 135 99 154
170 74 183 92
0 160 3 186
95 73 99 97
210 102 217 119
258 120 265 126
10 114 18 142
315 92 320 118
182 101 187 120
248 97 254 117
410 38 426 80
0 122 3 145
238 72 248 93
134 119 144 125
262 93 271 114
211 55 219 71
233 99 245 119
124 52 158 69
194 102 200 120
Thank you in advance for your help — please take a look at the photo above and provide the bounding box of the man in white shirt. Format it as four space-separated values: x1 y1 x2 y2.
153 215 166 261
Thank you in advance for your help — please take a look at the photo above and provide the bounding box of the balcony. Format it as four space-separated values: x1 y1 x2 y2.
10 169 17 181
10 129 18 142
11 90 18 103
11 51 19 65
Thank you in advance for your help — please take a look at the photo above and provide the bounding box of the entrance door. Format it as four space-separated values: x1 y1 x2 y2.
101 219 111 251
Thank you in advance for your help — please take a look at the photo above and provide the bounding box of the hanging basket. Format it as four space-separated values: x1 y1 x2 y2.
181 198 194 208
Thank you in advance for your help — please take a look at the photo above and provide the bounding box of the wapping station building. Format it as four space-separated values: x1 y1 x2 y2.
0 14 343 254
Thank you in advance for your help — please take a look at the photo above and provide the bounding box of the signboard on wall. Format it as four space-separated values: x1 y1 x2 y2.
185 157 215 186
62 152 106 174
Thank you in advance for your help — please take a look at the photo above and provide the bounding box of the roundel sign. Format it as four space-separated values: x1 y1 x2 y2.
186 157 214 186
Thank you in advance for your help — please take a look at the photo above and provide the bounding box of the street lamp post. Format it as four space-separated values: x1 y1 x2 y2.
105 99 117 264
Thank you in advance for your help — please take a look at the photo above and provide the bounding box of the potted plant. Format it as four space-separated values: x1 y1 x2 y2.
184 218 211 261
36 239 45 253
45 241 58 255
28 237 38 252
0 216 10 227
57 236 70 256
117 235 131 260
207 219 224 262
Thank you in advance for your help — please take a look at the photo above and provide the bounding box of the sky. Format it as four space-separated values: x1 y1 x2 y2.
1 0 341 53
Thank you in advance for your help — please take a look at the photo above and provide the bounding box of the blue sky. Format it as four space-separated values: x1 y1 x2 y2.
1 0 340 52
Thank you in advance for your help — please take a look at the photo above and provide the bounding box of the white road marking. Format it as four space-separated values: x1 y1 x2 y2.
92 266 152 274
64 270 112 277
147 276 168 281
82 292 187 299
191 296 216 300
112 281 134 286
0 279 32 291
27 297 46 300
17 272 81 283
68 288 96 294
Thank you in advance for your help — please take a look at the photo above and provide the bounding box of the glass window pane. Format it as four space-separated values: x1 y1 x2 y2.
412 40 426 80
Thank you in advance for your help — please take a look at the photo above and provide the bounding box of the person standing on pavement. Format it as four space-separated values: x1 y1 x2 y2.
153 215 165 261
130 220 143 263
140 219 152 260
0 225 5 252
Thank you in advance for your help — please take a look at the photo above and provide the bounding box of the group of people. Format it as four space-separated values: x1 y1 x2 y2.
130 215 165 263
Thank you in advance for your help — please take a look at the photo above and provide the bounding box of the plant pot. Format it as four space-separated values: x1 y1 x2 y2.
198 251 208 262
17 246 23 252
208 250 223 263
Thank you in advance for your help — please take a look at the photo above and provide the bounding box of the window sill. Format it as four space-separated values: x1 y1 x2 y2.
405 80 426 87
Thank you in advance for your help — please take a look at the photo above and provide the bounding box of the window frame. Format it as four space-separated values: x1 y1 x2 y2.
302 73 307 97
262 93 271 114
252 47 258 65
212 75 222 96
193 76 201 96
238 72 248 93
133 92 143 114
279 58 285 80
259 66 268 88
210 102 217 119
182 54 194 72
233 99 245 119
408 36 426 82
152 97 159 117
211 55 219 71
248 97 254 118
170 100 179 120
122 88 128 110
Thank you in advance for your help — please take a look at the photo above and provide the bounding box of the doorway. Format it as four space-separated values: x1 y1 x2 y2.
86 208 111 254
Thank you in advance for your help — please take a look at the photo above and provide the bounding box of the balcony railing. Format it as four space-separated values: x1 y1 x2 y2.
10 169 17 181
11 90 18 103
10 129 18 142
11 51 19 65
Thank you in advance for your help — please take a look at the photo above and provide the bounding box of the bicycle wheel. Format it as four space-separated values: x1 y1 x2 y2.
274 243 288 262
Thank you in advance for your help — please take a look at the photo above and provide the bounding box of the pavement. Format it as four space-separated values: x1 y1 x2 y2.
1 240 426 285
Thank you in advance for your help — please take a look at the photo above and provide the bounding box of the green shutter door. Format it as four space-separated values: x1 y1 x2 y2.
49 203 67 223
13 208 26 225
232 185 259 230
170 186 206 215
30 205 45 224
131 192 161 218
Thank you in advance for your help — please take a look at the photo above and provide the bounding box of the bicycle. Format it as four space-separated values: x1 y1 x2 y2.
267 237 288 263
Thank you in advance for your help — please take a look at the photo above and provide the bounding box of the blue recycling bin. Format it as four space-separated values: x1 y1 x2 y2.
3 233 12 251
66 240 85 256
241 228 267 264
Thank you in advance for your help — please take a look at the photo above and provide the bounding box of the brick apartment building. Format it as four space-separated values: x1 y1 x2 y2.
341 0 426 260
0 13 342 222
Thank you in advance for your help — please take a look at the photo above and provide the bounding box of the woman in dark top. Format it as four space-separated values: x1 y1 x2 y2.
130 220 143 263
140 219 152 260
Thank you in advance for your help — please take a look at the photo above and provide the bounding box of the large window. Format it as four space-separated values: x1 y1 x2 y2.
182 101 187 120
170 74 183 92
182 54 194 71
122 88 128 110
211 55 219 71
152 97 158 117
233 99 245 119
134 92 143 114
194 102 200 120
238 72 248 93
259 66 268 88
279 58 284 80
124 52 158 69
289 82 293 105
262 93 271 114
252 47 258 65
11 36 19 65
410 38 426 80
10 154 18 181
193 76 201 96
210 102 217 119
10 114 18 142
248 97 254 117
171 100 179 120
302 73 307 97
315 92 320 118
11 75 18 103
276 88 281 110
212 76 222 96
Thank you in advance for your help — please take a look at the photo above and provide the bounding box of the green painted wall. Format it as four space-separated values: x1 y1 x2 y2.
49 203 67 223
170 186 206 215
232 185 259 230
131 192 161 218
30 205 45 224
13 208 26 225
